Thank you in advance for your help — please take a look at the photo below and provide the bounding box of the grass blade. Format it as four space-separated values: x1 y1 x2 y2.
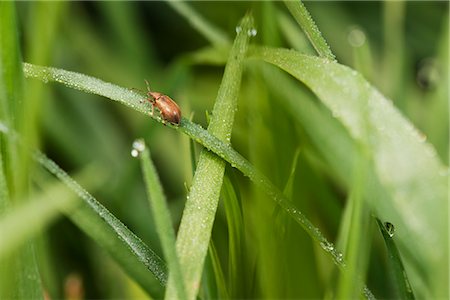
250 46 448 298
376 218 415 299
0 2 43 298
165 14 252 300
167 1 229 49
283 0 335 61
336 157 372 299
32 150 167 296
136 140 186 300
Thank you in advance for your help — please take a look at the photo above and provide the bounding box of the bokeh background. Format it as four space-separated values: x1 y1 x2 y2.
5 1 448 298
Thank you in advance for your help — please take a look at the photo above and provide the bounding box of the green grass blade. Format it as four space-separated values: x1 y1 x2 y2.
136 140 186 300
336 157 372 299
0 1 22 200
376 218 415 299
283 0 335 61
167 1 229 49
32 150 167 296
165 14 252 300
250 46 448 298
207 241 229 299
0 3 43 299
277 9 314 53
222 175 244 297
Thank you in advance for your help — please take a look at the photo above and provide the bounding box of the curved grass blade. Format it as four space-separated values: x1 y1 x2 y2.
32 150 167 296
249 46 448 298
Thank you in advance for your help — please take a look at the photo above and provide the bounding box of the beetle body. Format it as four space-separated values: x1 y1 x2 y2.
144 80 181 125
148 91 181 125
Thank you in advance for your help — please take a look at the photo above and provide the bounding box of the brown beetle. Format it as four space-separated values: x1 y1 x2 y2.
145 80 181 125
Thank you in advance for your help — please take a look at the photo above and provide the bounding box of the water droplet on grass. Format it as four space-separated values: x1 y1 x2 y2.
384 222 395 237
247 28 257 37
235 26 242 34
320 241 334 252
131 138 146 157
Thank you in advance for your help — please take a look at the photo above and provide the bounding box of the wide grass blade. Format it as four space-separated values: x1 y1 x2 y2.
0 2 42 299
250 46 448 298
165 14 252 300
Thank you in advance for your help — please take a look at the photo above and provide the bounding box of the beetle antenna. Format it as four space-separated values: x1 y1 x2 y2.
144 79 152 92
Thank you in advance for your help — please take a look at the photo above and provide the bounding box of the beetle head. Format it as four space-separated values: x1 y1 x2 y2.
148 92 163 101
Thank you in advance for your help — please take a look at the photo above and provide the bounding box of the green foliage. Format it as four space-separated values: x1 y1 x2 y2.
0 1 448 299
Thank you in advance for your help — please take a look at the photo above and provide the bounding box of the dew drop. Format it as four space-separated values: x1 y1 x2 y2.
131 138 146 158
384 222 395 237
336 252 344 263
235 26 242 34
131 149 139 158
247 28 257 37
417 132 427 143
320 241 334 252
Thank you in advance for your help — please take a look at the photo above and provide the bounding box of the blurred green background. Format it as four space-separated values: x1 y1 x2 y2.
1 1 448 299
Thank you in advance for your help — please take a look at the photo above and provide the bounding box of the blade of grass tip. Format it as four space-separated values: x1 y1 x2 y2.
165 14 252 300
376 218 415 299
167 1 229 49
135 139 187 300
283 0 335 61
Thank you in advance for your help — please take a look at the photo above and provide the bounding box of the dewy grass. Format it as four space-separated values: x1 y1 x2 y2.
23 61 363 295
249 46 448 298
376 218 415 299
283 0 336 61
32 150 168 291
165 14 252 300
137 142 187 300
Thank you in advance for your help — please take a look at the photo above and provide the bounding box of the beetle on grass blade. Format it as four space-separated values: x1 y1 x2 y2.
144 80 182 125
